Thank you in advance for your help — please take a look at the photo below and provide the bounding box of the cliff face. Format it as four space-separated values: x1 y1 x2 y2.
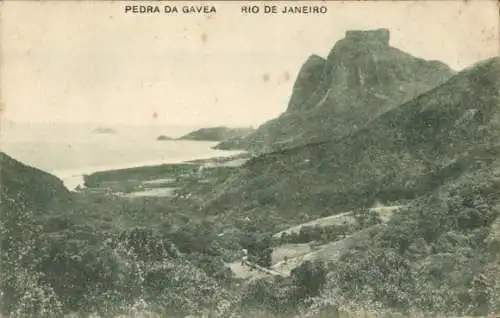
286 54 327 113
216 29 455 152
288 29 391 114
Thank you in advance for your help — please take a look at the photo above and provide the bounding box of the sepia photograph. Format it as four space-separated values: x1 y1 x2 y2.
1 1 499 317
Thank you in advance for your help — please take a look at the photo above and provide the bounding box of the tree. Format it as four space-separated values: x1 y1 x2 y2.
353 207 381 229
291 260 327 298
240 232 273 268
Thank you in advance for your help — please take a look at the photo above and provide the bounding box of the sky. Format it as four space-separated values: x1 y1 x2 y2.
1 0 498 127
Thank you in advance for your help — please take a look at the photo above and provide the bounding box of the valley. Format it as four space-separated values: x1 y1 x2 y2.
1 28 499 318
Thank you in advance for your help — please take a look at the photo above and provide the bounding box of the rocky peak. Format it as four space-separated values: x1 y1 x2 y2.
287 54 326 113
326 28 392 62
217 28 455 151
344 28 390 46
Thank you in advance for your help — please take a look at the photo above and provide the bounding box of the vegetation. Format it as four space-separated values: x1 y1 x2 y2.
235 169 500 317
0 153 282 316
327 169 500 316
237 260 328 316
5 157 498 317
1 182 231 317
239 229 273 268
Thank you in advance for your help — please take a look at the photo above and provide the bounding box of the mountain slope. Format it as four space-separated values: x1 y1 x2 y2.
216 29 454 152
0 152 71 212
206 57 500 228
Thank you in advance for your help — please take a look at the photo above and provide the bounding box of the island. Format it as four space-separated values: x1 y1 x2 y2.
178 126 255 142
92 127 117 134
156 135 173 141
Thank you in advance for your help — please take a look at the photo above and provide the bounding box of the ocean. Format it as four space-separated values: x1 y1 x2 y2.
0 122 244 190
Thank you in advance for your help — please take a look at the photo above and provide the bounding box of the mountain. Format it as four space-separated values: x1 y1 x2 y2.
216 29 454 152
0 152 71 212
179 126 255 142
205 57 500 228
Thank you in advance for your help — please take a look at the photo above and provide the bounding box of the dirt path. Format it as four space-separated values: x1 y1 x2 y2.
228 260 288 279
229 205 404 280
273 205 402 239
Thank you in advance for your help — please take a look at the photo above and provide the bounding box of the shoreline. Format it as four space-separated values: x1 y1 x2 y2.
53 149 247 191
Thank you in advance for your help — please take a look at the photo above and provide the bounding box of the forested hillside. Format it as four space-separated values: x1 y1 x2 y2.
0 153 233 317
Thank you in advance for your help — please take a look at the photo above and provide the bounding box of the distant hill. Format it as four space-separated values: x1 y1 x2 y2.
216 29 454 152
205 57 500 227
179 126 255 142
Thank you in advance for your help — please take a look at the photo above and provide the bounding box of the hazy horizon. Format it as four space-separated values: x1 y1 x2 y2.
2 1 498 127
1 120 256 129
